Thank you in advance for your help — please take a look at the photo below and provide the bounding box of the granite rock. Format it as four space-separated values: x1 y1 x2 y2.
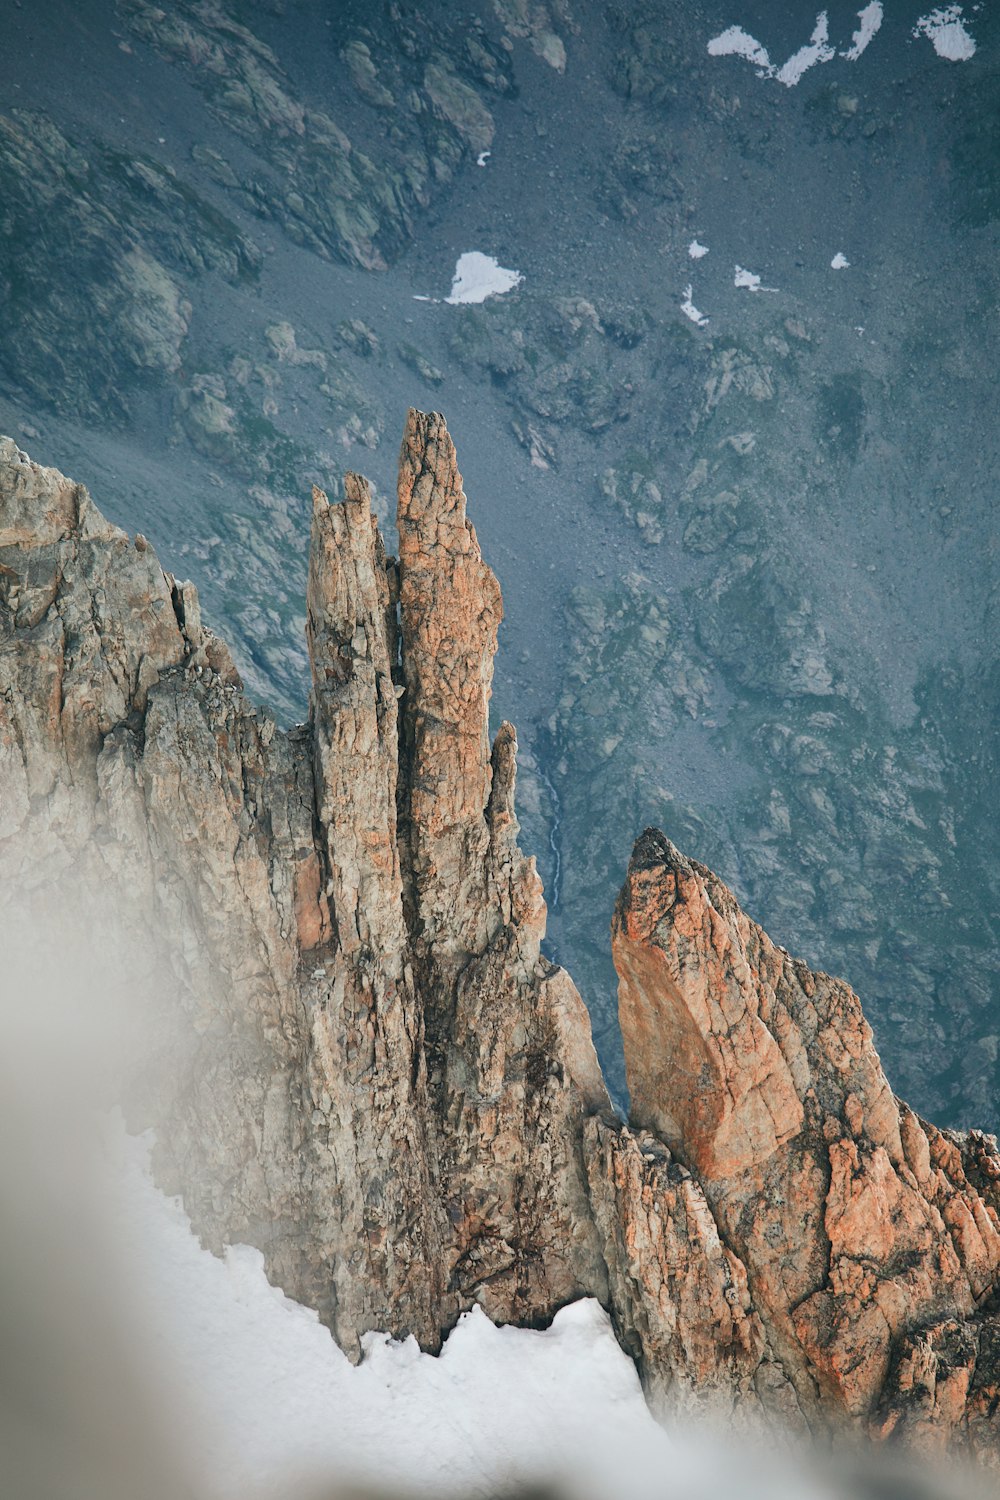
593 828 1000 1457
2 416 998 1465
0 416 607 1356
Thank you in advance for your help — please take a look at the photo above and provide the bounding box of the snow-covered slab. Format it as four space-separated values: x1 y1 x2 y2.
707 12 838 85
445 251 523 305
776 12 834 87
841 2 883 60
708 3 974 83
707 24 773 75
734 265 777 292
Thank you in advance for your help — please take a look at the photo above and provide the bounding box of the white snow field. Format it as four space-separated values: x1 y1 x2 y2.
914 7 977 60
681 285 710 326
0 943 952 1500
100 1130 938 1500
706 11 839 86
445 251 523 305
775 13 835 88
106 1125 676 1500
734 265 776 292
708 3 977 82
412 253 523 306
706 23 774 76
841 4 884 61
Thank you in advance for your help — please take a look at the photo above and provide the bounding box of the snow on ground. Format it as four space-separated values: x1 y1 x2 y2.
706 12 836 87
914 6 977 60
689 239 710 259
841 3 883 60
775 13 835 87
681 285 710 326
706 24 773 74
106 1125 676 1500
708 3 975 81
734 265 776 292
831 252 850 269
445 252 523 305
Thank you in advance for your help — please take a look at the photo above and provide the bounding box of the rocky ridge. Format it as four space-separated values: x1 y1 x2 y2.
1 413 998 1463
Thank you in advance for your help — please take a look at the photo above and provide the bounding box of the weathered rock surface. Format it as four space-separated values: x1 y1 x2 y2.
0 414 607 1356
117 0 511 271
1 415 998 1466
593 829 1000 1459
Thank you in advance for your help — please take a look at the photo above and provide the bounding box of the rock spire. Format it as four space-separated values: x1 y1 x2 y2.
589 831 1000 1457
1 416 998 1465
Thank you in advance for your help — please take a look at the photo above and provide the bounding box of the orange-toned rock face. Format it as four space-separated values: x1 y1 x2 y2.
3 417 1000 1468
397 408 504 960
598 826 1000 1453
0 414 608 1362
614 836 803 1179
307 472 404 964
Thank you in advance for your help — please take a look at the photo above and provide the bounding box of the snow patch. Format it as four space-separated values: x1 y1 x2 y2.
108 1125 675 1499
708 4 973 81
477 150 491 166
706 25 773 74
841 3 884 59
776 12 835 86
914 6 976 60
688 239 710 259
707 13 837 85
681 285 710 326
445 251 523 305
734 265 776 292
831 252 851 269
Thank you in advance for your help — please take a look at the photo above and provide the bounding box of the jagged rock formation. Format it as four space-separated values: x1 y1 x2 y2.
1 413 998 1465
0 412 607 1355
5 0 999 1140
590 831 1000 1458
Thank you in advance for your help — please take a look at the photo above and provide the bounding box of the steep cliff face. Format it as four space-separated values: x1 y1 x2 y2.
590 831 1000 1456
0 412 607 1356
1 414 998 1464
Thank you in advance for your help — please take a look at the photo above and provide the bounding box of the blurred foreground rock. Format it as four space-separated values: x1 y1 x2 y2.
1 414 997 1463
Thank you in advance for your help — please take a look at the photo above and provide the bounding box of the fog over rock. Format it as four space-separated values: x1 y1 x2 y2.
2 420 999 1466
